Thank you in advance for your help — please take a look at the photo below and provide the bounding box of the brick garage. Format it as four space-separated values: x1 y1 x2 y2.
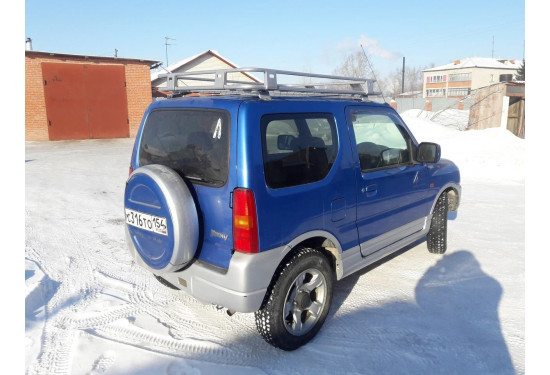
25 51 159 141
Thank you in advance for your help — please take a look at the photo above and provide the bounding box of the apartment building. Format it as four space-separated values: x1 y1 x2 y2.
422 57 521 99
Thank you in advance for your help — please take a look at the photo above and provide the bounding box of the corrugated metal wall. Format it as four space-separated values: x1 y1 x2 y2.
42 63 129 140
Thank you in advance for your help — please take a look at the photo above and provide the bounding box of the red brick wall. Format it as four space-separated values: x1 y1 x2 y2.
25 55 50 141
425 99 432 112
25 52 154 141
125 64 153 137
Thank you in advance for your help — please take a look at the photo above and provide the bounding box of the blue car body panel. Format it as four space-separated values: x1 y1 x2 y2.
129 96 460 271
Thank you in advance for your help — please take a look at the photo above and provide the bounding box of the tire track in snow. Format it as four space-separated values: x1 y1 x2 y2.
90 323 239 362
58 304 143 330
26 224 101 375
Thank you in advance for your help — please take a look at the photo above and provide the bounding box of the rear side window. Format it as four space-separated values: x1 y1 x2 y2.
261 113 338 189
139 109 230 186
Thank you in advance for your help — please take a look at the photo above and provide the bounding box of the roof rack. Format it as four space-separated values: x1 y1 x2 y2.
159 67 382 99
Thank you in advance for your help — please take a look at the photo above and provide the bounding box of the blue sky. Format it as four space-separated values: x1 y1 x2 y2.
25 0 525 78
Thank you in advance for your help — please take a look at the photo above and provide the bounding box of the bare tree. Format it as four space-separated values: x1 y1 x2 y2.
332 51 369 77
382 63 434 99
331 52 435 99
332 51 385 94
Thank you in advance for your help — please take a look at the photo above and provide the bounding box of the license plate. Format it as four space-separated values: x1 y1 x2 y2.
125 208 168 236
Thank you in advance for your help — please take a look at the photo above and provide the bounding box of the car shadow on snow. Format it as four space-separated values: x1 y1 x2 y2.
328 238 426 317
123 249 516 375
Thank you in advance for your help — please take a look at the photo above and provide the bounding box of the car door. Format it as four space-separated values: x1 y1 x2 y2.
347 106 431 257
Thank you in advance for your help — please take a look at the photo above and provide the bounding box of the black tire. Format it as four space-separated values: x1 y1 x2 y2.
254 247 334 351
427 192 448 254
154 275 179 290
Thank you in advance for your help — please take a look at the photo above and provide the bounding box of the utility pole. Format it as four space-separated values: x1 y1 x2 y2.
114 48 118 58
164 37 176 67
401 57 405 94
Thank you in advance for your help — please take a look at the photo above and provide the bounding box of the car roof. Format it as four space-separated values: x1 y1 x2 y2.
150 95 390 108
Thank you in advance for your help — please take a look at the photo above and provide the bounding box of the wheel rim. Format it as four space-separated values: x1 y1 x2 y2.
282 268 327 336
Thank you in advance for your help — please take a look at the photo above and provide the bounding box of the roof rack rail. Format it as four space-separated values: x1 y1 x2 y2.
159 67 382 99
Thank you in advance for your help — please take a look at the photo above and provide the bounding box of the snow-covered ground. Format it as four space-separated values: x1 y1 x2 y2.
407 108 470 131
25 113 525 374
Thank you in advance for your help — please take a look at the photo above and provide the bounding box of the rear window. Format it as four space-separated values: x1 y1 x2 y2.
139 109 230 187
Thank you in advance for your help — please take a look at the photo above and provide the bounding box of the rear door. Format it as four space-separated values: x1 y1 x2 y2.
137 106 236 270
347 106 431 257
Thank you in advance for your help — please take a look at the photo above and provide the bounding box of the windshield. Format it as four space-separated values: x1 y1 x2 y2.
139 108 230 186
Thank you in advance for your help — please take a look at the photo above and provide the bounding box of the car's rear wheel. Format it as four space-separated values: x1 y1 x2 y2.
254 247 334 351
427 192 448 254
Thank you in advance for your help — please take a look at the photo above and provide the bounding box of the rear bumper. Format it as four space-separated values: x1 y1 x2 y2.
126 227 286 313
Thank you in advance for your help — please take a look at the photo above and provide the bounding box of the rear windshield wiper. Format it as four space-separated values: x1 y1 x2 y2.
184 175 223 185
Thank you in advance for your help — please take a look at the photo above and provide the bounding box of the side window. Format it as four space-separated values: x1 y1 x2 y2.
261 113 338 189
350 111 411 171
265 120 299 154
306 118 333 146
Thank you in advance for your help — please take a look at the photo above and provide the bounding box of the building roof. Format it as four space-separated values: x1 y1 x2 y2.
150 49 259 82
424 57 521 72
25 50 161 66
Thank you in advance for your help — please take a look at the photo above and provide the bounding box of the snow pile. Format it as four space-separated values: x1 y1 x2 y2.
401 110 525 184
405 108 470 131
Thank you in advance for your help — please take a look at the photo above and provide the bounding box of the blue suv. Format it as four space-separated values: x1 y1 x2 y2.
124 68 461 350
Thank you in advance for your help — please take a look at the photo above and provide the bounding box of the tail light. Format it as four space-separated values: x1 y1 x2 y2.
129 166 134 175
233 188 259 253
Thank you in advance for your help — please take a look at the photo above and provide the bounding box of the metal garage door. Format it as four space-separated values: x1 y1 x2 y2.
42 63 129 140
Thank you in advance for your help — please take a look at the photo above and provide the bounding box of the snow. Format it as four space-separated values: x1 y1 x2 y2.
25 115 525 374
405 108 470 131
423 57 521 72
402 109 524 184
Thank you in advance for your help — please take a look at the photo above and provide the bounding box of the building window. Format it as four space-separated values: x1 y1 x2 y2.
499 74 513 82
449 72 471 82
426 88 446 97
426 74 447 83
448 88 471 97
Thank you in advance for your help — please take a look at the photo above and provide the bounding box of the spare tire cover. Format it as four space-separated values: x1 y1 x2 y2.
124 164 199 273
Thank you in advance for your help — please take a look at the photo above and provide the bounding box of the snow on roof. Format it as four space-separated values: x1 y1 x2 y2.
150 49 259 82
424 57 521 72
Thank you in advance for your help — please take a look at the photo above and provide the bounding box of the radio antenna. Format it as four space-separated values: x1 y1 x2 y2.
164 36 176 67
360 44 387 103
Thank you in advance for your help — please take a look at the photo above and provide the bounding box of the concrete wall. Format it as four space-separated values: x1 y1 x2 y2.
394 97 471 113
25 52 153 140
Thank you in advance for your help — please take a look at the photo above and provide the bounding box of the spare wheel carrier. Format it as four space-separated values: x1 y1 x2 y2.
124 164 199 273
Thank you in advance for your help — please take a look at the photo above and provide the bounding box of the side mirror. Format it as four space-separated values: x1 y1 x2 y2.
417 142 441 163
277 134 296 151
